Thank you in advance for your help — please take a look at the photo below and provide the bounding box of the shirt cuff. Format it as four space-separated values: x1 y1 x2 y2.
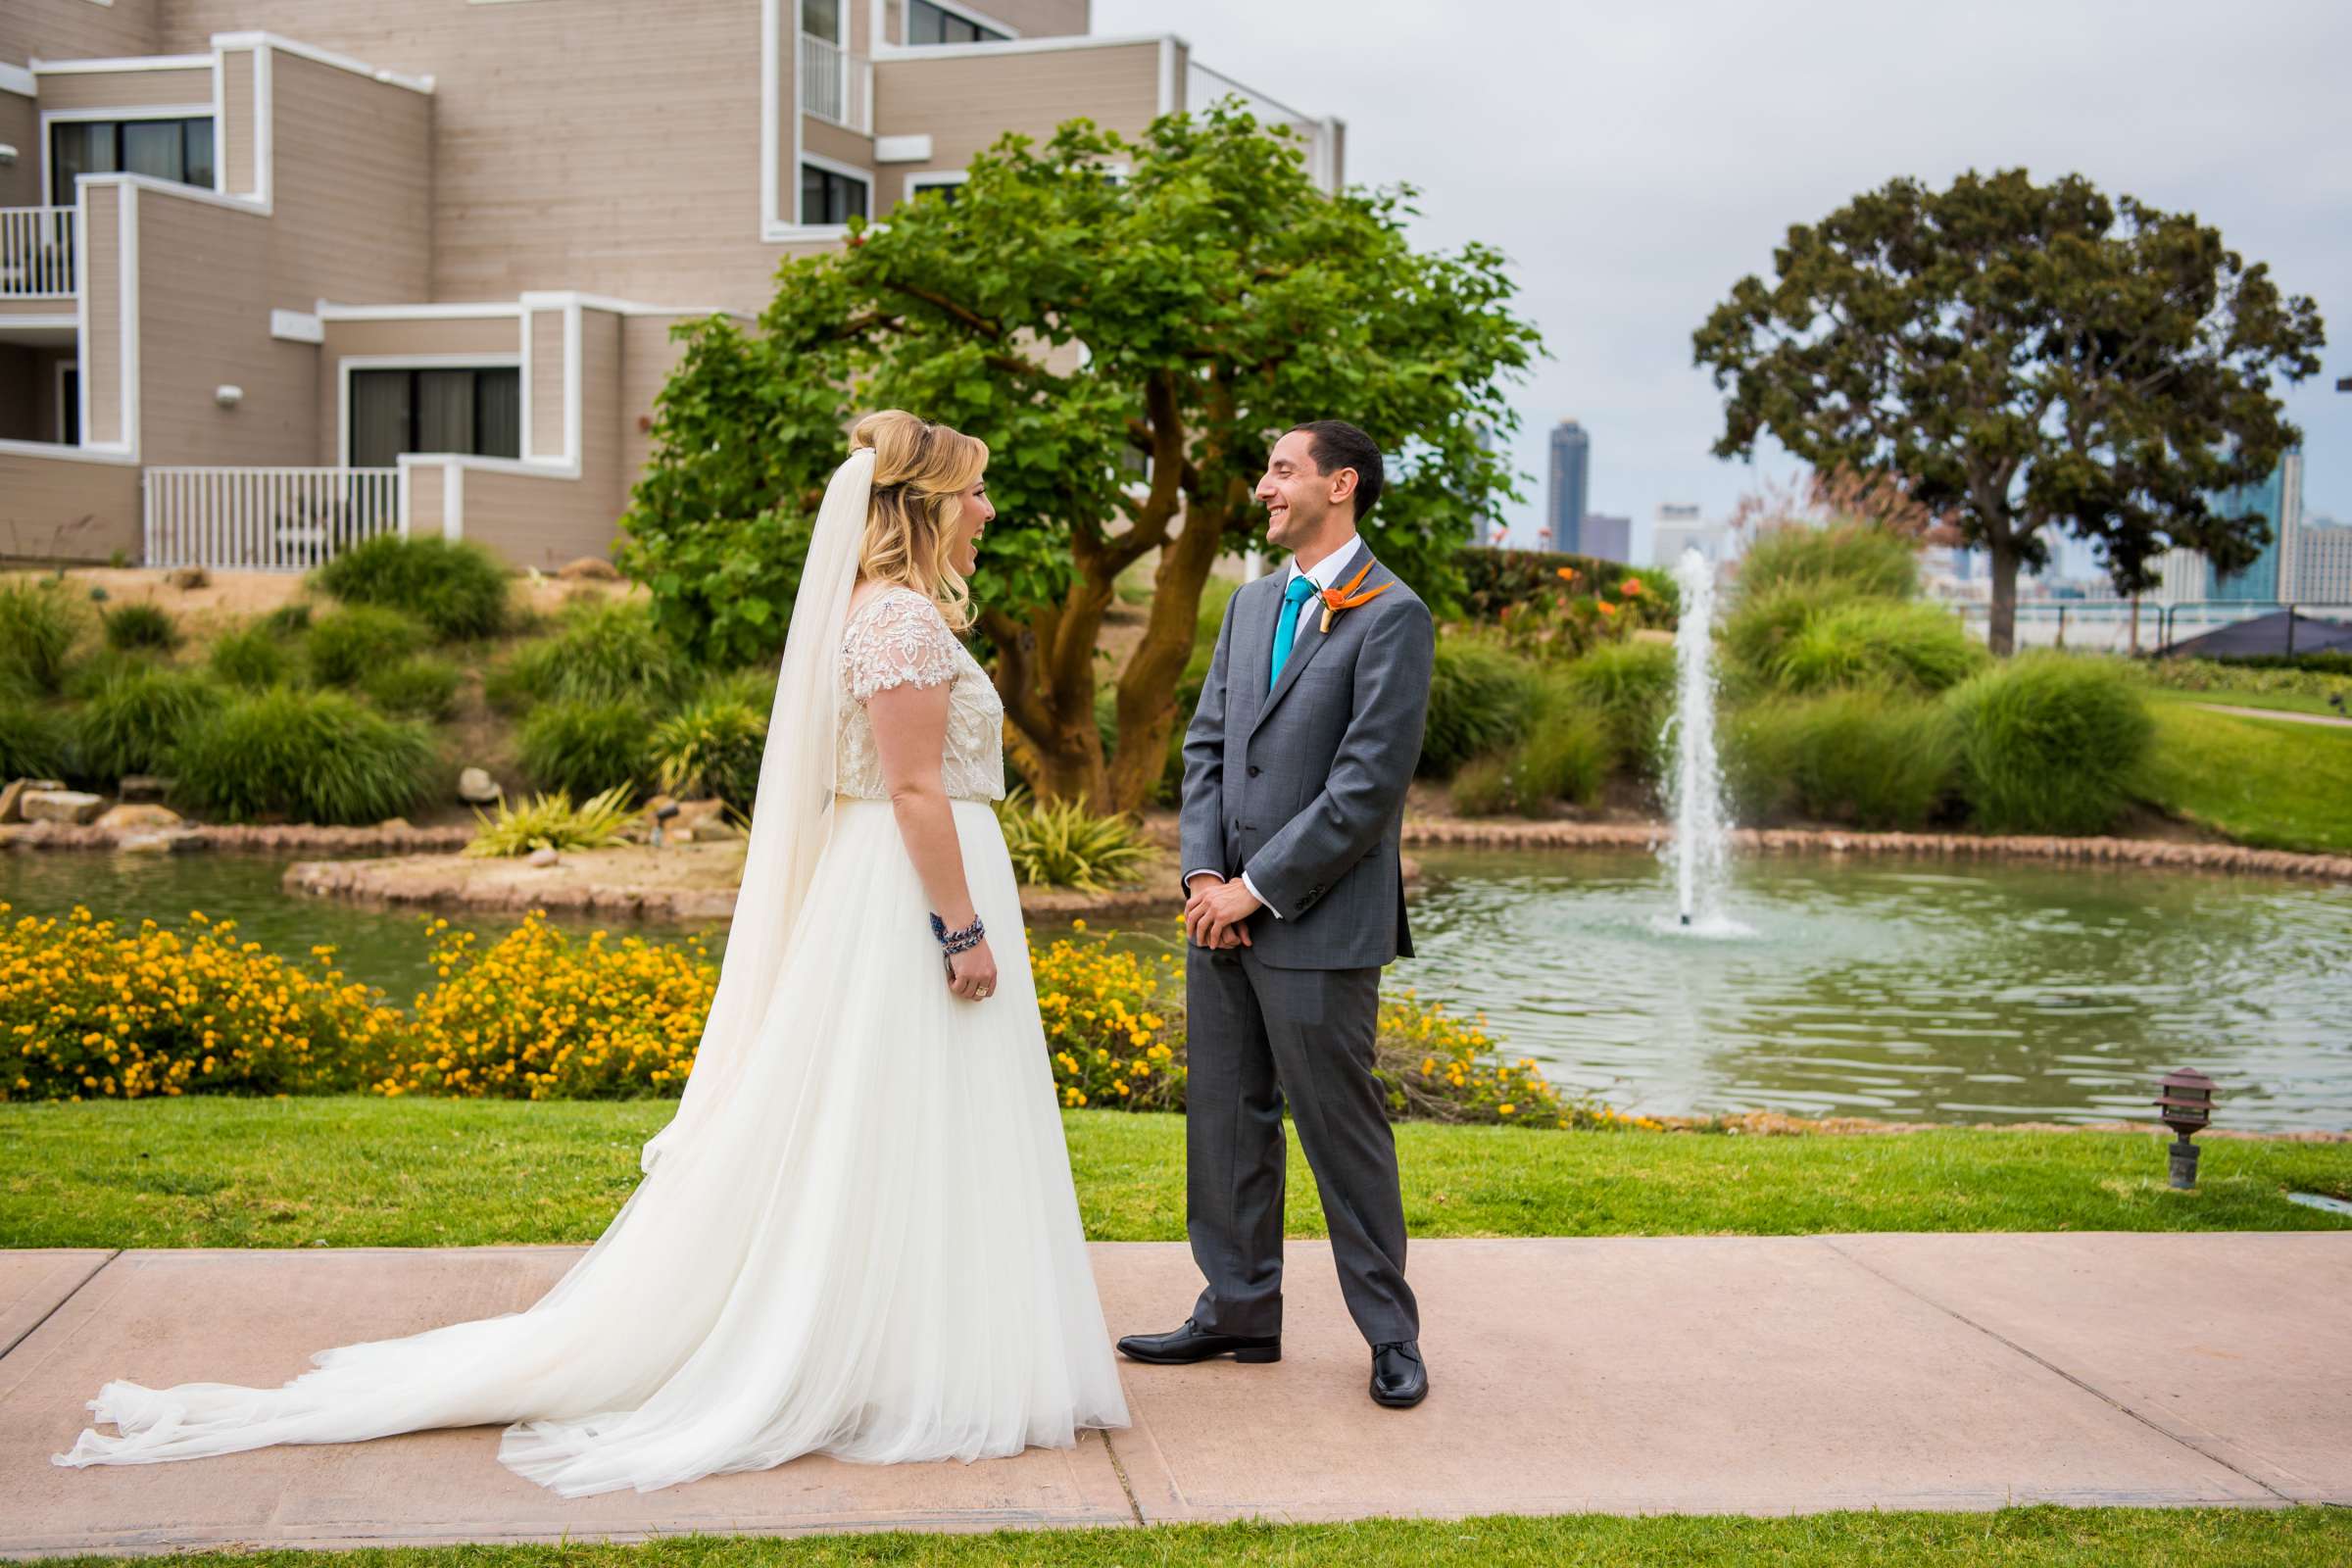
1184 868 1222 891
1240 870 1280 918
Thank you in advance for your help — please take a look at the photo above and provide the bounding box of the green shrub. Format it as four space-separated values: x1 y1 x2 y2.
172 687 436 824
60 646 164 703
1948 655 2153 834
307 605 429 687
463 785 643 858
70 666 225 783
1455 546 1683 623
207 622 301 690
259 602 315 638
0 699 71 781
313 535 513 640
518 697 657 799
1420 639 1543 777
995 790 1156 891
648 693 766 812
1723 691 1960 830
0 580 86 693
1505 705 1613 812
100 602 180 653
490 601 691 711
1721 579 1851 679
1152 575 1245 804
1770 600 1986 695
1560 640 1677 765
360 657 464 720
1737 522 1919 601
1446 754 1513 816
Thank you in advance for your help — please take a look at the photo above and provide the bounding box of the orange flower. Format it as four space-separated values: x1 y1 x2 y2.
1619 577 1644 597
1596 600 1619 616
1555 565 1579 582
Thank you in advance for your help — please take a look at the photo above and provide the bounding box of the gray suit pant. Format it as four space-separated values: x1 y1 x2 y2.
1184 943 1419 1347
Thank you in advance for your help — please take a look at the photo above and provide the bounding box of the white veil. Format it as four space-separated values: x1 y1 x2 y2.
637 446 875 1175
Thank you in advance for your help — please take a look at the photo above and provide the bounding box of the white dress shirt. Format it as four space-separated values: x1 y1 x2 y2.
1187 534 1364 918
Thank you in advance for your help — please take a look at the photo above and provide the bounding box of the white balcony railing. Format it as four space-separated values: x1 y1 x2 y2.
0 208 76 299
800 32 872 132
145 466 402 572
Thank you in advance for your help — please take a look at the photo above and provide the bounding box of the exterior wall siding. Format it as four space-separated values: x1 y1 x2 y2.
1 1 164 69
616 312 706 494
133 185 318 466
0 90 40 207
81 183 122 445
264 51 433 309
0 452 140 562
871 41 1159 196
220 47 256 197
527 308 564 463
34 67 214 114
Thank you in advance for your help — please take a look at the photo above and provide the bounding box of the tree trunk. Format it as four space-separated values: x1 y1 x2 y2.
1985 539 2019 658
1103 500 1230 813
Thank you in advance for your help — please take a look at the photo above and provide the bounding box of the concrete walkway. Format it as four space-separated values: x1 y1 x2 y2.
2192 701 2352 728
3 1235 2346 1556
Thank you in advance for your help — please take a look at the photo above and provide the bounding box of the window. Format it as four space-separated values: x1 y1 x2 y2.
802 0 843 42
903 172 965 205
49 117 215 203
801 162 869 225
59 366 79 447
347 367 521 467
907 0 1006 45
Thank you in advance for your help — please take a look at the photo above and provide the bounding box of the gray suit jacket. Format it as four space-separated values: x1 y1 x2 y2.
1180 549 1435 970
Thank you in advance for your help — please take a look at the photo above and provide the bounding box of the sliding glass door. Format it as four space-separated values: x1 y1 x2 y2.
348 367 522 468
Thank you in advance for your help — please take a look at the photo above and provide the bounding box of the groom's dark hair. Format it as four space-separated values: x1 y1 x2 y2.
1288 419 1384 522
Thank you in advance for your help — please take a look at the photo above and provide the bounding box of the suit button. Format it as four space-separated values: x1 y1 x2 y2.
1248 765 1261 777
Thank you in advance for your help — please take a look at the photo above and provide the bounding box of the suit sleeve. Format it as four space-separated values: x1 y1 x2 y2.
1177 589 1240 884
1242 595 1434 921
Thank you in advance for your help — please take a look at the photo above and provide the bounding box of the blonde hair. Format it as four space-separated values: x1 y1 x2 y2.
851 410 989 632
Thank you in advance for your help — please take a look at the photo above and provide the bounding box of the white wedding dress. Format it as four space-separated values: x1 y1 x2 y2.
52 455 1130 1496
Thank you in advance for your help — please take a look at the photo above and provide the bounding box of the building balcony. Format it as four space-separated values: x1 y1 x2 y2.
0 209 77 302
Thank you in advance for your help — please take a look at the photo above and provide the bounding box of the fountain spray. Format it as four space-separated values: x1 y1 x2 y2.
1661 546 1734 933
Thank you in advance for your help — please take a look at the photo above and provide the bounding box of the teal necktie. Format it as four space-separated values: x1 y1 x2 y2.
1269 573 1318 692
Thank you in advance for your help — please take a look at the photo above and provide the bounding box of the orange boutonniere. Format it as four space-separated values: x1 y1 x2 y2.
1319 558 1395 632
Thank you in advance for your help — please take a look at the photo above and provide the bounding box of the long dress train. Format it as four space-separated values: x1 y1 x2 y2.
52 573 1130 1495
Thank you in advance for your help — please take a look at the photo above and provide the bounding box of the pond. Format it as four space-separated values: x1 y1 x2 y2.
7 845 2347 1132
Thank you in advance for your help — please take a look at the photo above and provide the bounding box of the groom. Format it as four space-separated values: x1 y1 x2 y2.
1118 419 1435 1409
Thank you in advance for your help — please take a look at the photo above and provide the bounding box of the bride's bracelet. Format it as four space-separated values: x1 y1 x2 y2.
929 911 986 956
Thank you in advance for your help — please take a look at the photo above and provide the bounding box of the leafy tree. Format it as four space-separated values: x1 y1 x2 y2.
1692 170 2325 655
620 106 1540 808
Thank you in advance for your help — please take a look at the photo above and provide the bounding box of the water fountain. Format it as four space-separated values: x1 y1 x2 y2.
1656 545 1745 937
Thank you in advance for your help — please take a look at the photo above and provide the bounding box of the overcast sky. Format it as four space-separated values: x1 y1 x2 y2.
1098 0 2352 567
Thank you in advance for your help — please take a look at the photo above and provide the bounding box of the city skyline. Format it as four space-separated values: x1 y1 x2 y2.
1100 0 2349 569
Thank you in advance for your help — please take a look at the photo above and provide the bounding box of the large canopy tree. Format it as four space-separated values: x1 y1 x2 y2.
619 106 1539 809
1691 169 2325 654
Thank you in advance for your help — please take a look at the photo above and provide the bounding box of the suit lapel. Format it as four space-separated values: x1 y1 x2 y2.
1253 548 1384 738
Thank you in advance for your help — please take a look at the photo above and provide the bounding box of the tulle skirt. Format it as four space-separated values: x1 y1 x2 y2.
52 797 1130 1496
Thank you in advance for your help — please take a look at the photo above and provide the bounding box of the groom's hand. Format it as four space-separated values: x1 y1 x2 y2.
1184 874 1260 949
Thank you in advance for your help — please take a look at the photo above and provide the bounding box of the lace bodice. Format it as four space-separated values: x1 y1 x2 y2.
836 586 1005 803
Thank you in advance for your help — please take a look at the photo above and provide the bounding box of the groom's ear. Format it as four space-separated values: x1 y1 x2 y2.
1326 464 1360 513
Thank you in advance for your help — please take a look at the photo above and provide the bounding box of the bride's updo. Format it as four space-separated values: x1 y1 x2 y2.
852 410 988 632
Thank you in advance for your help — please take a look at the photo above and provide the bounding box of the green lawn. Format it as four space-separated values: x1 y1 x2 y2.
2136 692 2352 854
4 1099 2346 1250
29 1506 2352 1567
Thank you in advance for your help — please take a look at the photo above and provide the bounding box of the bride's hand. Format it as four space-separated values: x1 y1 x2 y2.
948 939 999 1003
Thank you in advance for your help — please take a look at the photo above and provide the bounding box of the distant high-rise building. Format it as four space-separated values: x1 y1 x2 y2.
2294 520 2352 604
2208 452 2304 603
1547 420 1591 556
2155 548 2209 604
1651 504 1727 565
1581 514 1632 564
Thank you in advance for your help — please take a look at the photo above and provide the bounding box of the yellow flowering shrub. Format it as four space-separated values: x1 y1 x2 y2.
1372 987 1659 1131
0 903 402 1101
368 911 714 1099
1030 923 1184 1111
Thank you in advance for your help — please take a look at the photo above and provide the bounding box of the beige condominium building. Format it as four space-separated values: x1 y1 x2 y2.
0 0 1340 569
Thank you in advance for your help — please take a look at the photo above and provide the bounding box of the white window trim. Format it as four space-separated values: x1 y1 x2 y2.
336 352 524 471
902 168 966 203
37 105 220 207
797 148 872 230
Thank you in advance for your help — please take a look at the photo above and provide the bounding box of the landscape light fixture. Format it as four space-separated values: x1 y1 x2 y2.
650 800 682 849
2154 1067 2217 1190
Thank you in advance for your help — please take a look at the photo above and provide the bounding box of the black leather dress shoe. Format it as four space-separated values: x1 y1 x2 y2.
1370 1341 1427 1407
1117 1317 1281 1365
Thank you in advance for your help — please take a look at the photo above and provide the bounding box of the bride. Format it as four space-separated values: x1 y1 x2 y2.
53 411 1132 1495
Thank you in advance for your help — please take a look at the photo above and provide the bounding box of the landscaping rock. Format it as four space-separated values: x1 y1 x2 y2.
118 774 174 802
457 767 503 804
556 557 620 580
525 846 561 867
21 790 105 825
0 779 65 823
112 831 187 855
93 804 182 831
164 564 210 589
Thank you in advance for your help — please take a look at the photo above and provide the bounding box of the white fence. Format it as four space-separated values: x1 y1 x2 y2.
144 466 402 572
800 33 871 132
1948 598 2352 655
0 208 76 299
